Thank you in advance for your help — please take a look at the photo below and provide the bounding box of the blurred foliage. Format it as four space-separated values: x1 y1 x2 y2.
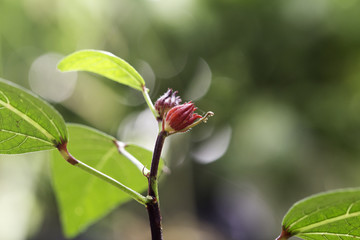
1 0 360 239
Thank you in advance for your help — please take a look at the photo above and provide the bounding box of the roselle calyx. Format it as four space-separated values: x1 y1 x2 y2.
163 102 202 134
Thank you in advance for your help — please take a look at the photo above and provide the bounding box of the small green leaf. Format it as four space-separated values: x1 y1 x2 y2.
0 78 67 153
279 188 360 240
51 124 162 238
57 49 145 91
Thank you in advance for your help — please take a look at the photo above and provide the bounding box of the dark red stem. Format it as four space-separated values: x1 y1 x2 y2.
147 131 167 240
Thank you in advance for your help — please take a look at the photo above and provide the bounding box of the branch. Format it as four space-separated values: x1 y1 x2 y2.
57 142 149 206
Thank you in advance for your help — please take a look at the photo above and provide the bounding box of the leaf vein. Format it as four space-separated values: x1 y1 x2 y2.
0 129 53 145
295 211 360 233
302 232 360 239
0 98 55 143
3 136 28 151
26 97 62 140
0 90 10 104
0 134 17 144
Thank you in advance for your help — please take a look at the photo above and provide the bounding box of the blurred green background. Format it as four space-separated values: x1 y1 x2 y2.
1 0 360 239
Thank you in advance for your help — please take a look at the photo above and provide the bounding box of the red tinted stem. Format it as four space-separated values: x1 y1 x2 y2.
147 131 167 240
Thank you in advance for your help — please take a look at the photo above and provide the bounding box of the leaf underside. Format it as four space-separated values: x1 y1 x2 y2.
51 124 161 238
0 78 67 153
282 188 360 240
57 49 145 91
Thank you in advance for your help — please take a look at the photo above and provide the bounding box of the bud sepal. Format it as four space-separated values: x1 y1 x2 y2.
154 89 181 121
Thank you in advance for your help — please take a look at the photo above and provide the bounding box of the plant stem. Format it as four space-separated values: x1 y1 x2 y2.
57 142 149 206
142 85 159 120
147 131 167 240
114 140 150 177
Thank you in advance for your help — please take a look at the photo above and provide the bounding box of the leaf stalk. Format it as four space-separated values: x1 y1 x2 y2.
142 85 159 120
57 142 149 206
275 227 292 240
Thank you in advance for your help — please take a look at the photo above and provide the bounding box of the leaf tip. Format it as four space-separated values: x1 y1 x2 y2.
56 59 67 72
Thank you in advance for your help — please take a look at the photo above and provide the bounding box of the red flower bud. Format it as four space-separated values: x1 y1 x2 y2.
163 102 202 133
155 89 181 120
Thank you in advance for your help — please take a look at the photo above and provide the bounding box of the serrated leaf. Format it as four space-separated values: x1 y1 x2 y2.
280 188 360 240
57 50 145 91
0 78 67 153
51 124 161 238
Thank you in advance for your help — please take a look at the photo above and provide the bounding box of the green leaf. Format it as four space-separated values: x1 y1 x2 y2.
0 78 67 154
57 49 145 91
51 124 161 238
279 188 360 240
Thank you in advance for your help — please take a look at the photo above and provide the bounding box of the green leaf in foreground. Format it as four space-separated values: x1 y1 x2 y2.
52 124 162 238
278 188 360 240
0 78 67 154
57 49 145 91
